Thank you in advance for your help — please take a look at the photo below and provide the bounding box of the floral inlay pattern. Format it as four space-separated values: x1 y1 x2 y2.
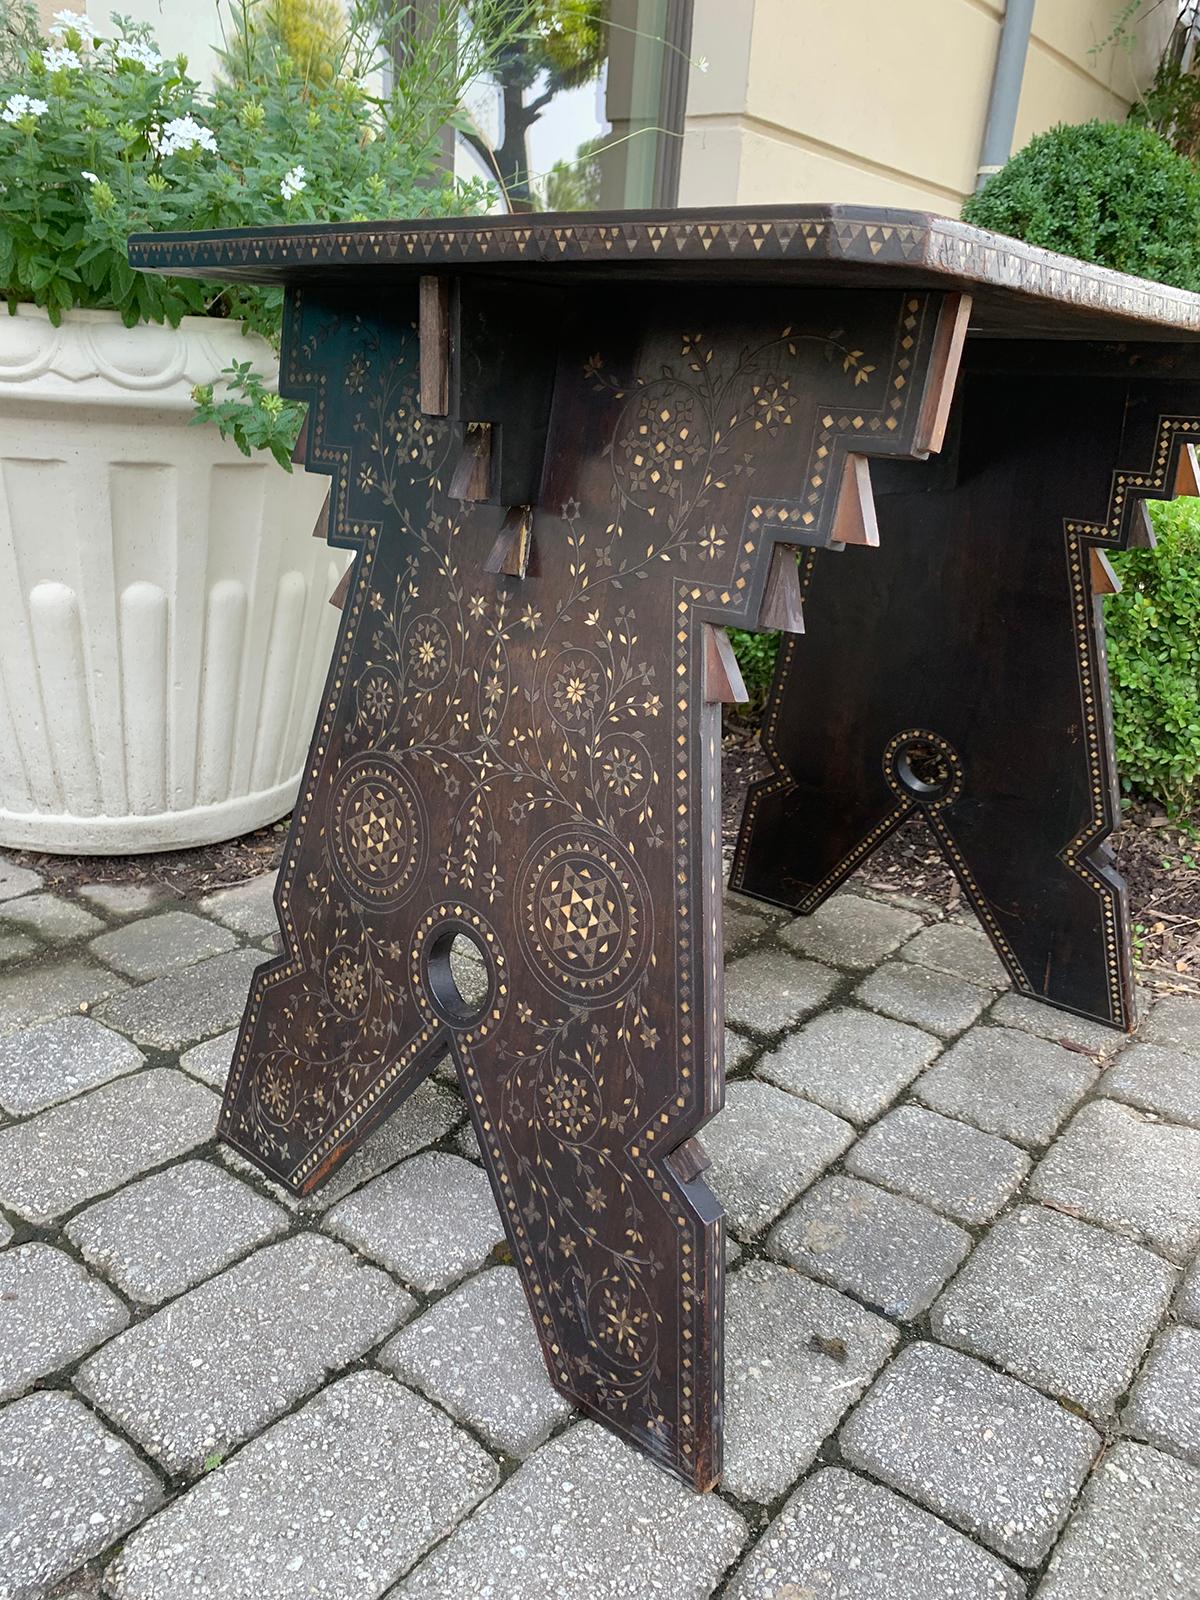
219 281 948 1487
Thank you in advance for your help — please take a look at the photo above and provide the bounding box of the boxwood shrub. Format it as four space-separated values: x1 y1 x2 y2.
962 119 1200 291
1108 497 1200 815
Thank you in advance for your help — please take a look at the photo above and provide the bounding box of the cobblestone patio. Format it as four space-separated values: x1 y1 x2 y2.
2 859 1200 1598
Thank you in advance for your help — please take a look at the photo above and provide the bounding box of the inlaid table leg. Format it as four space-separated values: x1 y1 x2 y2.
732 346 1200 1032
218 280 964 1486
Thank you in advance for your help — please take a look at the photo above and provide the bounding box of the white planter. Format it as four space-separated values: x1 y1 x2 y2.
0 305 348 854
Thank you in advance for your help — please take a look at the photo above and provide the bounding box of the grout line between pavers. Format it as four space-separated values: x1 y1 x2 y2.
4 876 1199 1598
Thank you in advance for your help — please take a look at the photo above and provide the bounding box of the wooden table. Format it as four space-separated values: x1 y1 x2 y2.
131 207 1200 1487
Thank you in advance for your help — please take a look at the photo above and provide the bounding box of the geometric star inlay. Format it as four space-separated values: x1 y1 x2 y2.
347 787 405 878
541 861 621 970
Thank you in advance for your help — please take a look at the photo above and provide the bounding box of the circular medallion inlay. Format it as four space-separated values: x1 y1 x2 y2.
517 827 650 1004
329 755 425 908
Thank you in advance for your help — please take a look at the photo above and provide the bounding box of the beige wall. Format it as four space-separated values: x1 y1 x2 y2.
680 0 1176 214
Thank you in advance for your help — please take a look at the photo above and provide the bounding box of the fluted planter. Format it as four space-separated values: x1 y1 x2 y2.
0 305 348 853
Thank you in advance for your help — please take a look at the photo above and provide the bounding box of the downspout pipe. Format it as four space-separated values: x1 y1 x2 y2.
975 0 1037 190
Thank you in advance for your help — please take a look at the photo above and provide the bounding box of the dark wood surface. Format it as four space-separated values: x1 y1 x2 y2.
209 271 961 1488
128 204 1200 342
733 343 1200 1030
129 207 1200 1481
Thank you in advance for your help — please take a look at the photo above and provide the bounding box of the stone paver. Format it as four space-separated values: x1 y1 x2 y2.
1178 1257 1200 1325
931 1205 1174 1418
75 1233 410 1474
1100 1041 1200 1129
1124 1324 1200 1465
1140 994 1200 1053
855 960 992 1037
0 1391 162 1600
97 948 264 1050
901 920 1010 987
0 891 104 943
178 1027 236 1091
1031 1098 1200 1259
197 872 280 936
703 1079 853 1238
91 910 238 980
65 1160 289 1304
724 947 841 1034
723 900 770 953
397 1421 747 1600
725 1026 754 1070
777 893 922 970
0 1069 218 1224
0 859 41 901
1038 1440 1200 1600
77 881 173 918
105 1372 496 1600
324 1151 503 1291
0 930 37 965
845 1105 1030 1226
757 1005 940 1123
770 1174 972 1319
0 1242 128 1399
0 1013 143 1115
0 957 129 1033
726 1467 1025 1600
380 1266 572 1457
724 1260 897 1503
914 1026 1096 1147
989 989 1125 1055
4 854 1200 1595
840 1342 1099 1566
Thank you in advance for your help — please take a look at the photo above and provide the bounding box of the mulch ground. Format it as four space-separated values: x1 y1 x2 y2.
8 723 1200 993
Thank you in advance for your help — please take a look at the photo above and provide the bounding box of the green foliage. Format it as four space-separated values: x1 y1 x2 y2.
728 628 779 714
191 359 307 469
962 119 1200 291
223 0 347 90
0 3 521 455
0 1 39 75
1108 496 1200 815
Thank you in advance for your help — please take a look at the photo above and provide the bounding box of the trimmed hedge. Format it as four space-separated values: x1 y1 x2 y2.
962 119 1200 291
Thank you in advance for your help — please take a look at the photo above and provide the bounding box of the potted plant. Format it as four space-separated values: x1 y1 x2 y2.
0 0 506 852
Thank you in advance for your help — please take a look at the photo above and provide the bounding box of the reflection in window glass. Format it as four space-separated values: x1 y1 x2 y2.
455 2 693 212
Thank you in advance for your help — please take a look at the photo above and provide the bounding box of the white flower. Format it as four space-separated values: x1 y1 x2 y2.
2 94 49 123
50 9 99 45
694 55 710 73
114 38 163 71
279 163 307 200
42 45 83 71
81 169 99 183
159 114 218 157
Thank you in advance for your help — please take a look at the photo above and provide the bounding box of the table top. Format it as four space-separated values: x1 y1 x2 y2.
128 204 1200 342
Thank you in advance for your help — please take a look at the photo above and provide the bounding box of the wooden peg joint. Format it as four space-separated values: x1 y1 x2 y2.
915 292 972 456
419 275 451 417
830 454 878 550
1089 548 1121 597
484 506 535 578
663 1136 712 1185
1175 440 1200 500
703 625 748 705
449 423 492 501
758 544 806 634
